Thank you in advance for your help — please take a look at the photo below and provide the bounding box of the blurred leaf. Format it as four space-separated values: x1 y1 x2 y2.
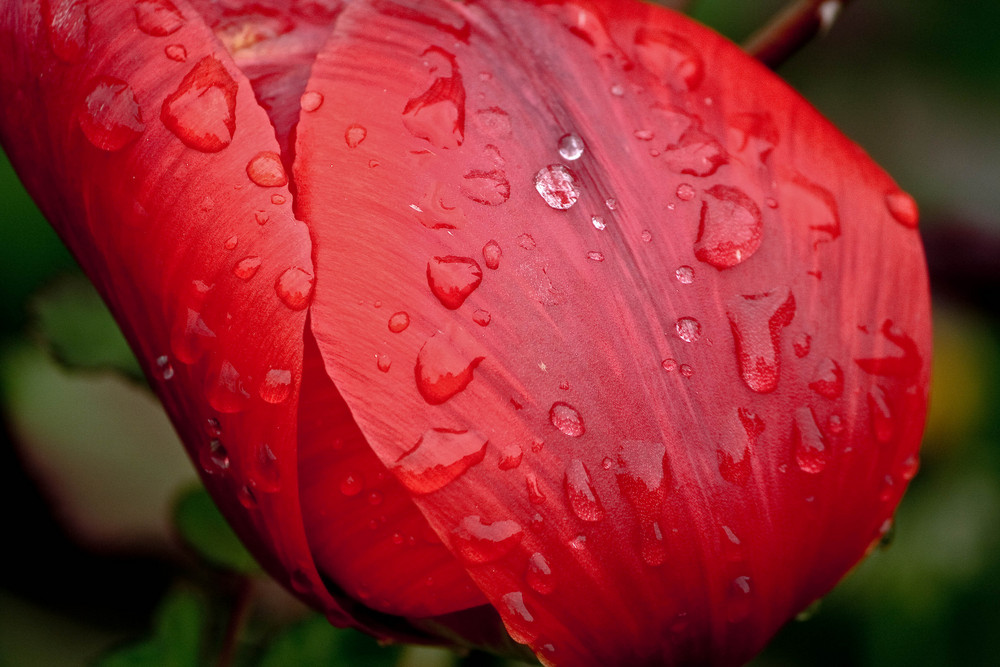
257 615 401 667
31 273 143 382
174 485 259 574
95 588 206 667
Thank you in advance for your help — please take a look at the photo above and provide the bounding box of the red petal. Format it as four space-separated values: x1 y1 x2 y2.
295 1 930 664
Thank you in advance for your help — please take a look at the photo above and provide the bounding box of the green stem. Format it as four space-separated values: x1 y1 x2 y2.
743 0 855 69
217 577 255 667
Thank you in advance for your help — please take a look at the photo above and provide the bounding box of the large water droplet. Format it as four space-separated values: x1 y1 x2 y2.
78 77 145 151
634 27 704 90
695 185 763 269
246 151 287 187
526 552 555 594
205 359 250 413
134 0 185 36
557 133 585 160
482 240 502 269
259 368 292 404
43 0 90 63
549 402 584 437
793 407 827 474
675 317 701 343
402 48 465 149
500 591 537 644
885 190 918 228
809 358 844 398
275 267 314 310
427 256 482 309
534 164 581 210
727 288 796 393
451 515 523 564
564 459 604 522
414 327 485 405
161 57 237 152
393 428 488 494
616 440 670 564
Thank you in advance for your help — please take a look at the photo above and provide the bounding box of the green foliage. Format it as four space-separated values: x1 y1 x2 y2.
174 485 260 575
95 588 207 667
258 614 402 667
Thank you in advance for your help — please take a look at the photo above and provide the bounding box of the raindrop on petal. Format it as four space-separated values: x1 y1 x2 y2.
557 133 585 160
134 0 185 36
885 190 918 228
695 185 763 269
393 428 488 494
275 267 314 310
246 151 287 187
727 288 796 393
564 459 604 522
300 90 324 112
793 407 827 474
426 256 482 309
78 77 145 151
549 402 585 437
259 368 292 404
414 327 485 405
451 515 523 564
161 57 237 153
534 164 581 210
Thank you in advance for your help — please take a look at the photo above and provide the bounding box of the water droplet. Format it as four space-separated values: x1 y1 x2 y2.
44 0 90 63
534 164 581 210
522 473 546 505
472 309 491 326
766 197 778 209
275 267 314 310
500 591 537 644
451 515 523 564
679 364 694 378
246 151 287 187
591 215 607 230
641 229 653 243
793 332 812 358
695 185 763 269
549 402 584 437
259 368 292 404
271 193 286 205
727 112 779 162
255 210 269 225
605 197 618 211
223 235 238 250
675 265 694 284
482 240 502 269
557 133 585 160
392 428 490 494
809 358 844 398
388 311 410 333
518 234 536 250
474 106 512 138
727 288 796 393
587 251 605 262
345 123 367 148
205 417 222 438
855 320 922 378
367 490 383 506
300 90 324 112
675 317 701 343
134 0 185 36
900 454 919 481
414 327 485 405
426 256 482 309
339 471 364 496
661 358 677 372
634 27 704 90
794 407 827 474
233 256 261 280
616 440 670 564
402 49 465 149
663 126 727 177
676 183 696 201
726 576 753 622
634 129 655 141
778 174 841 245
155 355 175 380
249 442 280 493
868 386 893 443
164 43 187 61
885 190 918 228
564 459 604 521
498 444 523 470
461 169 510 205
161 57 237 152
526 552 554 594
376 353 392 372
200 439 230 473
205 359 250 413
238 485 257 509
78 77 145 151
718 409 760 486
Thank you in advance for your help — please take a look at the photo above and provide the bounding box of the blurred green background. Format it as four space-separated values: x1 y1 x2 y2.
2 0 999 665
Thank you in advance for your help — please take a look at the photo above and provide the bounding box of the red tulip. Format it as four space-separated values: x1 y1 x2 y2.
0 0 930 664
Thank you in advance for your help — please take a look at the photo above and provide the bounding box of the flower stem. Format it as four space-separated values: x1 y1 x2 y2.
743 0 854 69
217 577 255 667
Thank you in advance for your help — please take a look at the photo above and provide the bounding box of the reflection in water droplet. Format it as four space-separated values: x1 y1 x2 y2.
392 428 488 494
78 77 145 151
427 256 482 309
233 256 261 280
534 164 581 210
885 190 918 228
794 407 827 474
260 368 292 403
900 454 919 481
564 459 604 522
695 185 763 269
452 515 523 564
414 328 485 405
345 123 367 148
161 57 238 153
246 151 287 187
549 402 584 437
134 0 185 36
300 90 324 112
275 267 314 310
461 169 511 206
557 133 585 160
727 288 796 393
388 311 410 333
675 317 701 343
165 43 187 61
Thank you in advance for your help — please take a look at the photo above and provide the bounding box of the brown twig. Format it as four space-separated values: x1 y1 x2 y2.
743 0 855 69
217 577 256 667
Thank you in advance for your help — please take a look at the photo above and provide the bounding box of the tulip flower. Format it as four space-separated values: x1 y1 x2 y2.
0 0 930 664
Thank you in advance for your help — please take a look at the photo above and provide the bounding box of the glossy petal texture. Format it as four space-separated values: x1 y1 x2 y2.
0 0 931 665
297 1 930 665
